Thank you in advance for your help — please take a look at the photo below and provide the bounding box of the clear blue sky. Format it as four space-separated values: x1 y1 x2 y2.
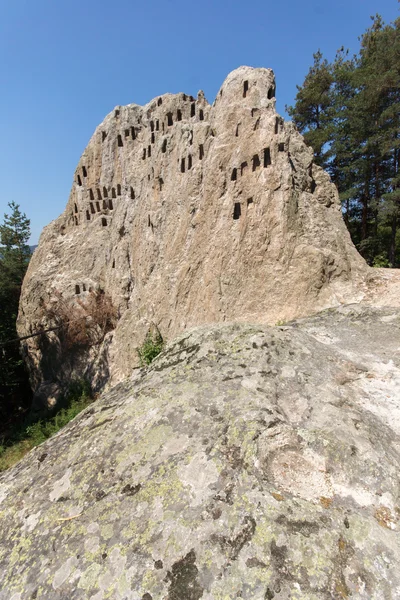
0 0 398 244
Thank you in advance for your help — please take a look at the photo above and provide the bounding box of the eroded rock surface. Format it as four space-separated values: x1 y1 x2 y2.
2 306 400 599
17 66 371 394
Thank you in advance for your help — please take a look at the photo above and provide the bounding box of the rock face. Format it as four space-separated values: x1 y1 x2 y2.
17 66 370 394
2 306 400 599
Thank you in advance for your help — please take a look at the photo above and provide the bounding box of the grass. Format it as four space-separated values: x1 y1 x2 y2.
0 380 94 472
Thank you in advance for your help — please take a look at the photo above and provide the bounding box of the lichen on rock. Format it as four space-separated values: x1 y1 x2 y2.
1 306 400 598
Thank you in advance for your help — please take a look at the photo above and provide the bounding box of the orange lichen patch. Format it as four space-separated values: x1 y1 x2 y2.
338 537 347 552
374 506 397 529
271 491 284 502
320 496 333 509
334 579 349 599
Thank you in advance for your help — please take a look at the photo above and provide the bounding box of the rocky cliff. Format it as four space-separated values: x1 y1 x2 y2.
17 66 374 398
1 306 400 599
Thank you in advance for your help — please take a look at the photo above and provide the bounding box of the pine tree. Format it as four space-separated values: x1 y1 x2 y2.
287 16 400 267
0 202 32 427
286 51 334 170
0 201 31 292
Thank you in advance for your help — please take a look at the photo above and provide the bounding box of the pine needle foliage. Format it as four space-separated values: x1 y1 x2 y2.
287 16 400 267
0 202 32 423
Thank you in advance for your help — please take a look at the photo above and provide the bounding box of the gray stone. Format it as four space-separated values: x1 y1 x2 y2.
1 305 400 598
31 381 62 418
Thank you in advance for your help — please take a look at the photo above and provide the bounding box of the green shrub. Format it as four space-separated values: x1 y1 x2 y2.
372 253 391 268
137 328 164 366
0 379 94 472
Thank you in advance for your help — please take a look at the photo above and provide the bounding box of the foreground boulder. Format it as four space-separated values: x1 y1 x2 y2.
2 305 400 599
18 65 374 396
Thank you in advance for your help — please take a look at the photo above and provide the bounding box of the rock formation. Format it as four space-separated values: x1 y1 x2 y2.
18 66 376 397
1 306 400 598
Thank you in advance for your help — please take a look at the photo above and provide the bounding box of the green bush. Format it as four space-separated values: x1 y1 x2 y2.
137 328 164 366
372 253 391 268
0 379 94 472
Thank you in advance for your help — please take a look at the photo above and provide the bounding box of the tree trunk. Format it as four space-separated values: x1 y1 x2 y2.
361 192 369 240
389 215 397 267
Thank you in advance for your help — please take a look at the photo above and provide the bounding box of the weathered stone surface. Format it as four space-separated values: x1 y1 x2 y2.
17 66 379 395
2 306 400 599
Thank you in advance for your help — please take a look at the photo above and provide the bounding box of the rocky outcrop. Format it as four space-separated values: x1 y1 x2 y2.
17 66 372 396
1 306 400 599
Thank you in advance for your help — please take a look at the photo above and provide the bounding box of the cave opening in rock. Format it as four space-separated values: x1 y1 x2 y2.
264 148 271 167
252 154 261 171
233 202 241 220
